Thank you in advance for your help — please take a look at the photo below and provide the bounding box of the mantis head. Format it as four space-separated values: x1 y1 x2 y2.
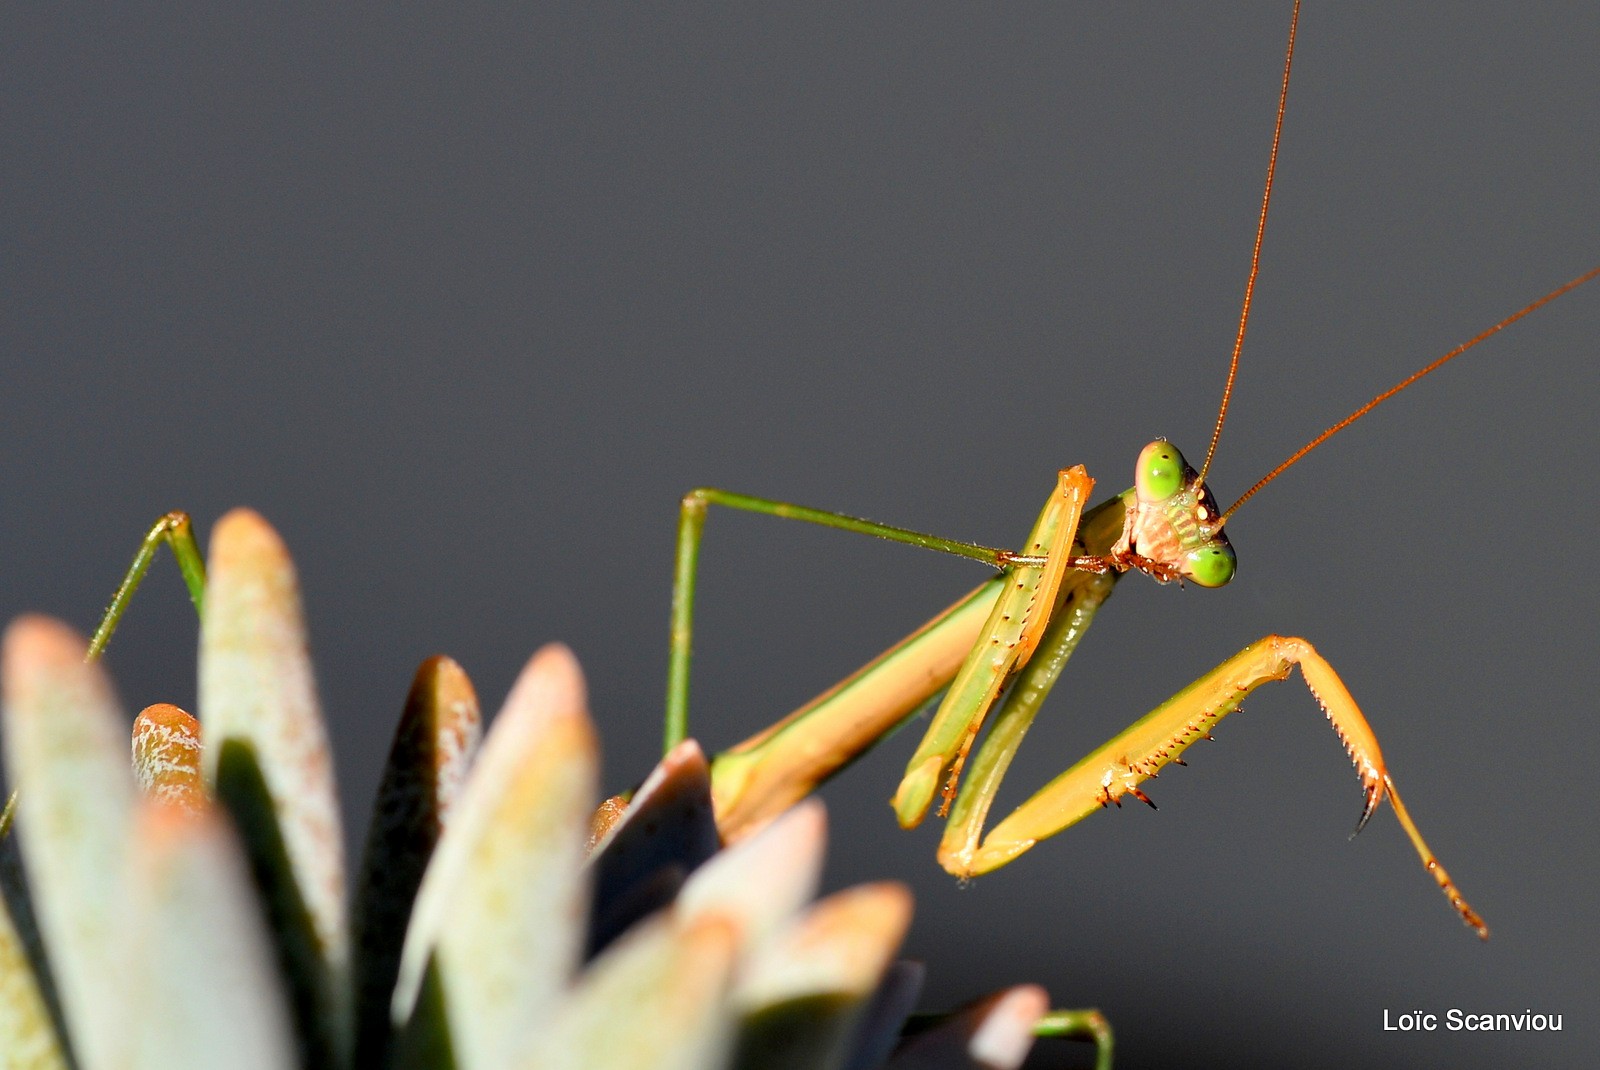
1121 439 1236 588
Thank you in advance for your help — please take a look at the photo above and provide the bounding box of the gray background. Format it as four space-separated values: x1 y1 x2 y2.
3 3 1596 1068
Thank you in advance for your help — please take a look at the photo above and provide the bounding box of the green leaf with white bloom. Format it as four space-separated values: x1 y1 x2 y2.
732 882 913 1070
216 738 344 1067
393 644 597 1070
0 884 66 1070
522 912 739 1070
1 616 136 1070
1 792 69 1066
887 986 1049 1070
842 961 925 1070
676 798 826 950
353 655 481 1069
128 803 295 1070
389 955 455 1070
199 510 346 963
199 509 348 1064
584 739 720 958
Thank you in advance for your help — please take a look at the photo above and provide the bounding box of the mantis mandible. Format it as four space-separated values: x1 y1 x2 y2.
659 1 1600 940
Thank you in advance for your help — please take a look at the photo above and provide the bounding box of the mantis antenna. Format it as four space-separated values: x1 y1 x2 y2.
1192 0 1600 525
1197 0 1301 487
1220 262 1600 525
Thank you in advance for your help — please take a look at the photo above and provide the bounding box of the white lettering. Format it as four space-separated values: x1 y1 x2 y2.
1444 1008 1562 1031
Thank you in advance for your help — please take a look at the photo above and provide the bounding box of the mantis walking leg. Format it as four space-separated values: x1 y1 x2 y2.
87 511 207 659
665 486 1059 754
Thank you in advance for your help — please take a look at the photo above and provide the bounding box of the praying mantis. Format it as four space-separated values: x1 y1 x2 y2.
655 0 1598 944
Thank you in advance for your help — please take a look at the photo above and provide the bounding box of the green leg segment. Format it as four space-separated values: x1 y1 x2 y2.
1034 1007 1114 1070
664 488 1034 755
87 511 206 660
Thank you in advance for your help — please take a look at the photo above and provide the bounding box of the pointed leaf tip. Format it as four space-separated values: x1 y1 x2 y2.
967 986 1049 1068
1 613 132 805
764 881 913 995
3 616 110 719
890 985 1049 1070
210 507 289 566
588 738 715 856
528 912 740 1070
3 616 127 791
678 800 826 951
353 654 482 1069
411 655 481 818
586 739 720 958
501 642 588 730
732 882 914 1070
4 614 85 671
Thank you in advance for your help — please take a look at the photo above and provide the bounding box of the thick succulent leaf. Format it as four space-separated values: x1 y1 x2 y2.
352 656 481 1069
676 799 825 951
132 704 205 812
216 739 344 1067
389 955 456 1070
1 616 136 1070
887 986 1048 1070
392 644 597 1070
127 803 295 1070
518 913 739 1070
841 961 926 1070
0 886 67 1070
0 801 67 1058
198 509 347 1004
585 738 720 958
731 882 914 1070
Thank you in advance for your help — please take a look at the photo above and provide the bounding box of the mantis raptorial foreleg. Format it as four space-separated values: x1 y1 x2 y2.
937 631 1489 938
890 467 1093 827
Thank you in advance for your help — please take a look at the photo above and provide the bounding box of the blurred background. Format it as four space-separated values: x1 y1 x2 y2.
3 3 1596 1067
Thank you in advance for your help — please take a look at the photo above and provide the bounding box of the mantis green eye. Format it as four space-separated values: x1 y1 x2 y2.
1135 440 1186 502
1184 544 1236 588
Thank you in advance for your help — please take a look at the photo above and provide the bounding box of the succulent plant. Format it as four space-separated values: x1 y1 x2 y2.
0 508 1100 1069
